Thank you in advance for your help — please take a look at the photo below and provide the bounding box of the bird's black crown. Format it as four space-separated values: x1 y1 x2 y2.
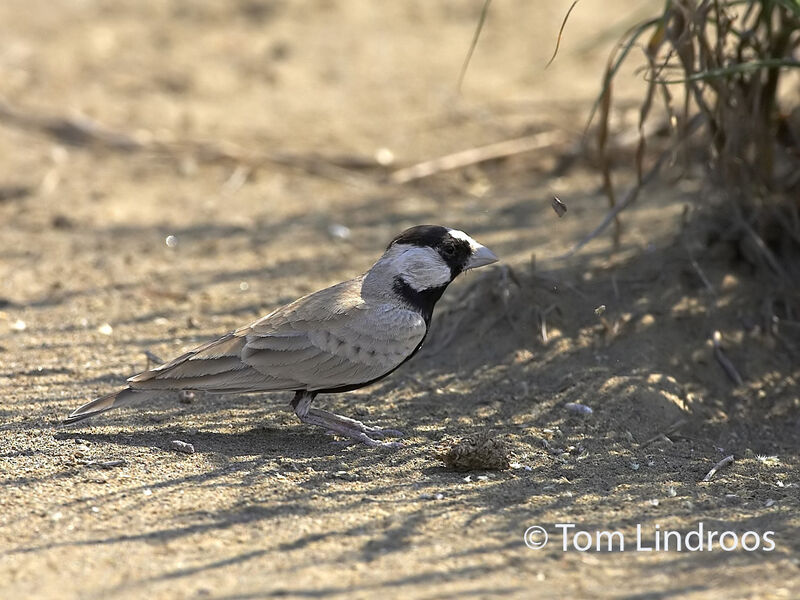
389 225 472 276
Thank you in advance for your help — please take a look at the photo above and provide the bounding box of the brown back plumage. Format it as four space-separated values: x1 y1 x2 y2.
126 276 426 394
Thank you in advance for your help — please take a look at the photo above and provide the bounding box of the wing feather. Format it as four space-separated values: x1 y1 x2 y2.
127 276 426 393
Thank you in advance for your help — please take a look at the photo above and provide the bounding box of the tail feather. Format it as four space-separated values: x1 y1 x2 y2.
64 387 144 424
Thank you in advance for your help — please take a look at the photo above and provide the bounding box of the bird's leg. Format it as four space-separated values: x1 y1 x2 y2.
290 391 403 448
291 390 315 418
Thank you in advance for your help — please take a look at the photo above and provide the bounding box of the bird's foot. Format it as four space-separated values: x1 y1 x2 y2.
308 407 404 439
352 423 405 440
297 408 403 449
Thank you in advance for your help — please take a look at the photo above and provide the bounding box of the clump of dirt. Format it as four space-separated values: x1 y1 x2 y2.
437 432 512 471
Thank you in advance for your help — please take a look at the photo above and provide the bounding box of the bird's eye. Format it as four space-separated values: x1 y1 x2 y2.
441 243 455 257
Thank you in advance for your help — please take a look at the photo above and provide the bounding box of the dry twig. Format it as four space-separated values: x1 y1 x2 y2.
640 418 687 448
711 331 744 386
0 99 376 188
702 454 734 482
388 132 563 184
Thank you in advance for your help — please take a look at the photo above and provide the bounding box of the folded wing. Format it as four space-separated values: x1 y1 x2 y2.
128 278 427 393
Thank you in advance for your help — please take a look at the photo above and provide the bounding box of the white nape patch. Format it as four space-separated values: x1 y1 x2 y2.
447 228 479 250
391 245 452 291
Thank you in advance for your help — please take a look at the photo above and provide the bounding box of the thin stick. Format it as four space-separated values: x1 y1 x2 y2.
640 418 686 448
702 454 734 482
683 239 714 293
389 132 562 184
0 100 375 188
739 218 790 281
0 99 143 151
711 331 744 386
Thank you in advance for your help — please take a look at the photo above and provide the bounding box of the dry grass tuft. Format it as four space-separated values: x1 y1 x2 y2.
594 0 800 279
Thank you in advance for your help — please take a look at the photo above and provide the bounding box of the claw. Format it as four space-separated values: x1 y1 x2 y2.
328 432 402 449
367 427 404 438
357 435 404 449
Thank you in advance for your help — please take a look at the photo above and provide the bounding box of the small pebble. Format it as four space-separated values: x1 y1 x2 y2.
52 214 74 229
97 323 113 336
564 402 593 416
170 440 195 454
375 147 394 166
10 319 26 332
419 493 444 500
327 224 351 240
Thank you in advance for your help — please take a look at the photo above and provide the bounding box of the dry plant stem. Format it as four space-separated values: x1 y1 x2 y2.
683 239 714 294
640 418 687 448
597 64 620 248
738 217 790 280
388 132 564 184
457 0 492 91
702 454 734 482
557 113 704 260
0 99 144 151
546 1 580 69
711 331 744 386
0 99 376 189
595 0 800 271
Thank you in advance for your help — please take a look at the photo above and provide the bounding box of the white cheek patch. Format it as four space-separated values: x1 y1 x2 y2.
393 246 452 291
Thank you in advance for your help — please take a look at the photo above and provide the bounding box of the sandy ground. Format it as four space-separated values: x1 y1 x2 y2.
1 1 799 599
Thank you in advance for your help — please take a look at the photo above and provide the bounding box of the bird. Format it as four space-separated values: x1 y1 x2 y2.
65 225 498 447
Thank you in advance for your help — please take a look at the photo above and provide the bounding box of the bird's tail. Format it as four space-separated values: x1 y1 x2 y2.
63 387 144 424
